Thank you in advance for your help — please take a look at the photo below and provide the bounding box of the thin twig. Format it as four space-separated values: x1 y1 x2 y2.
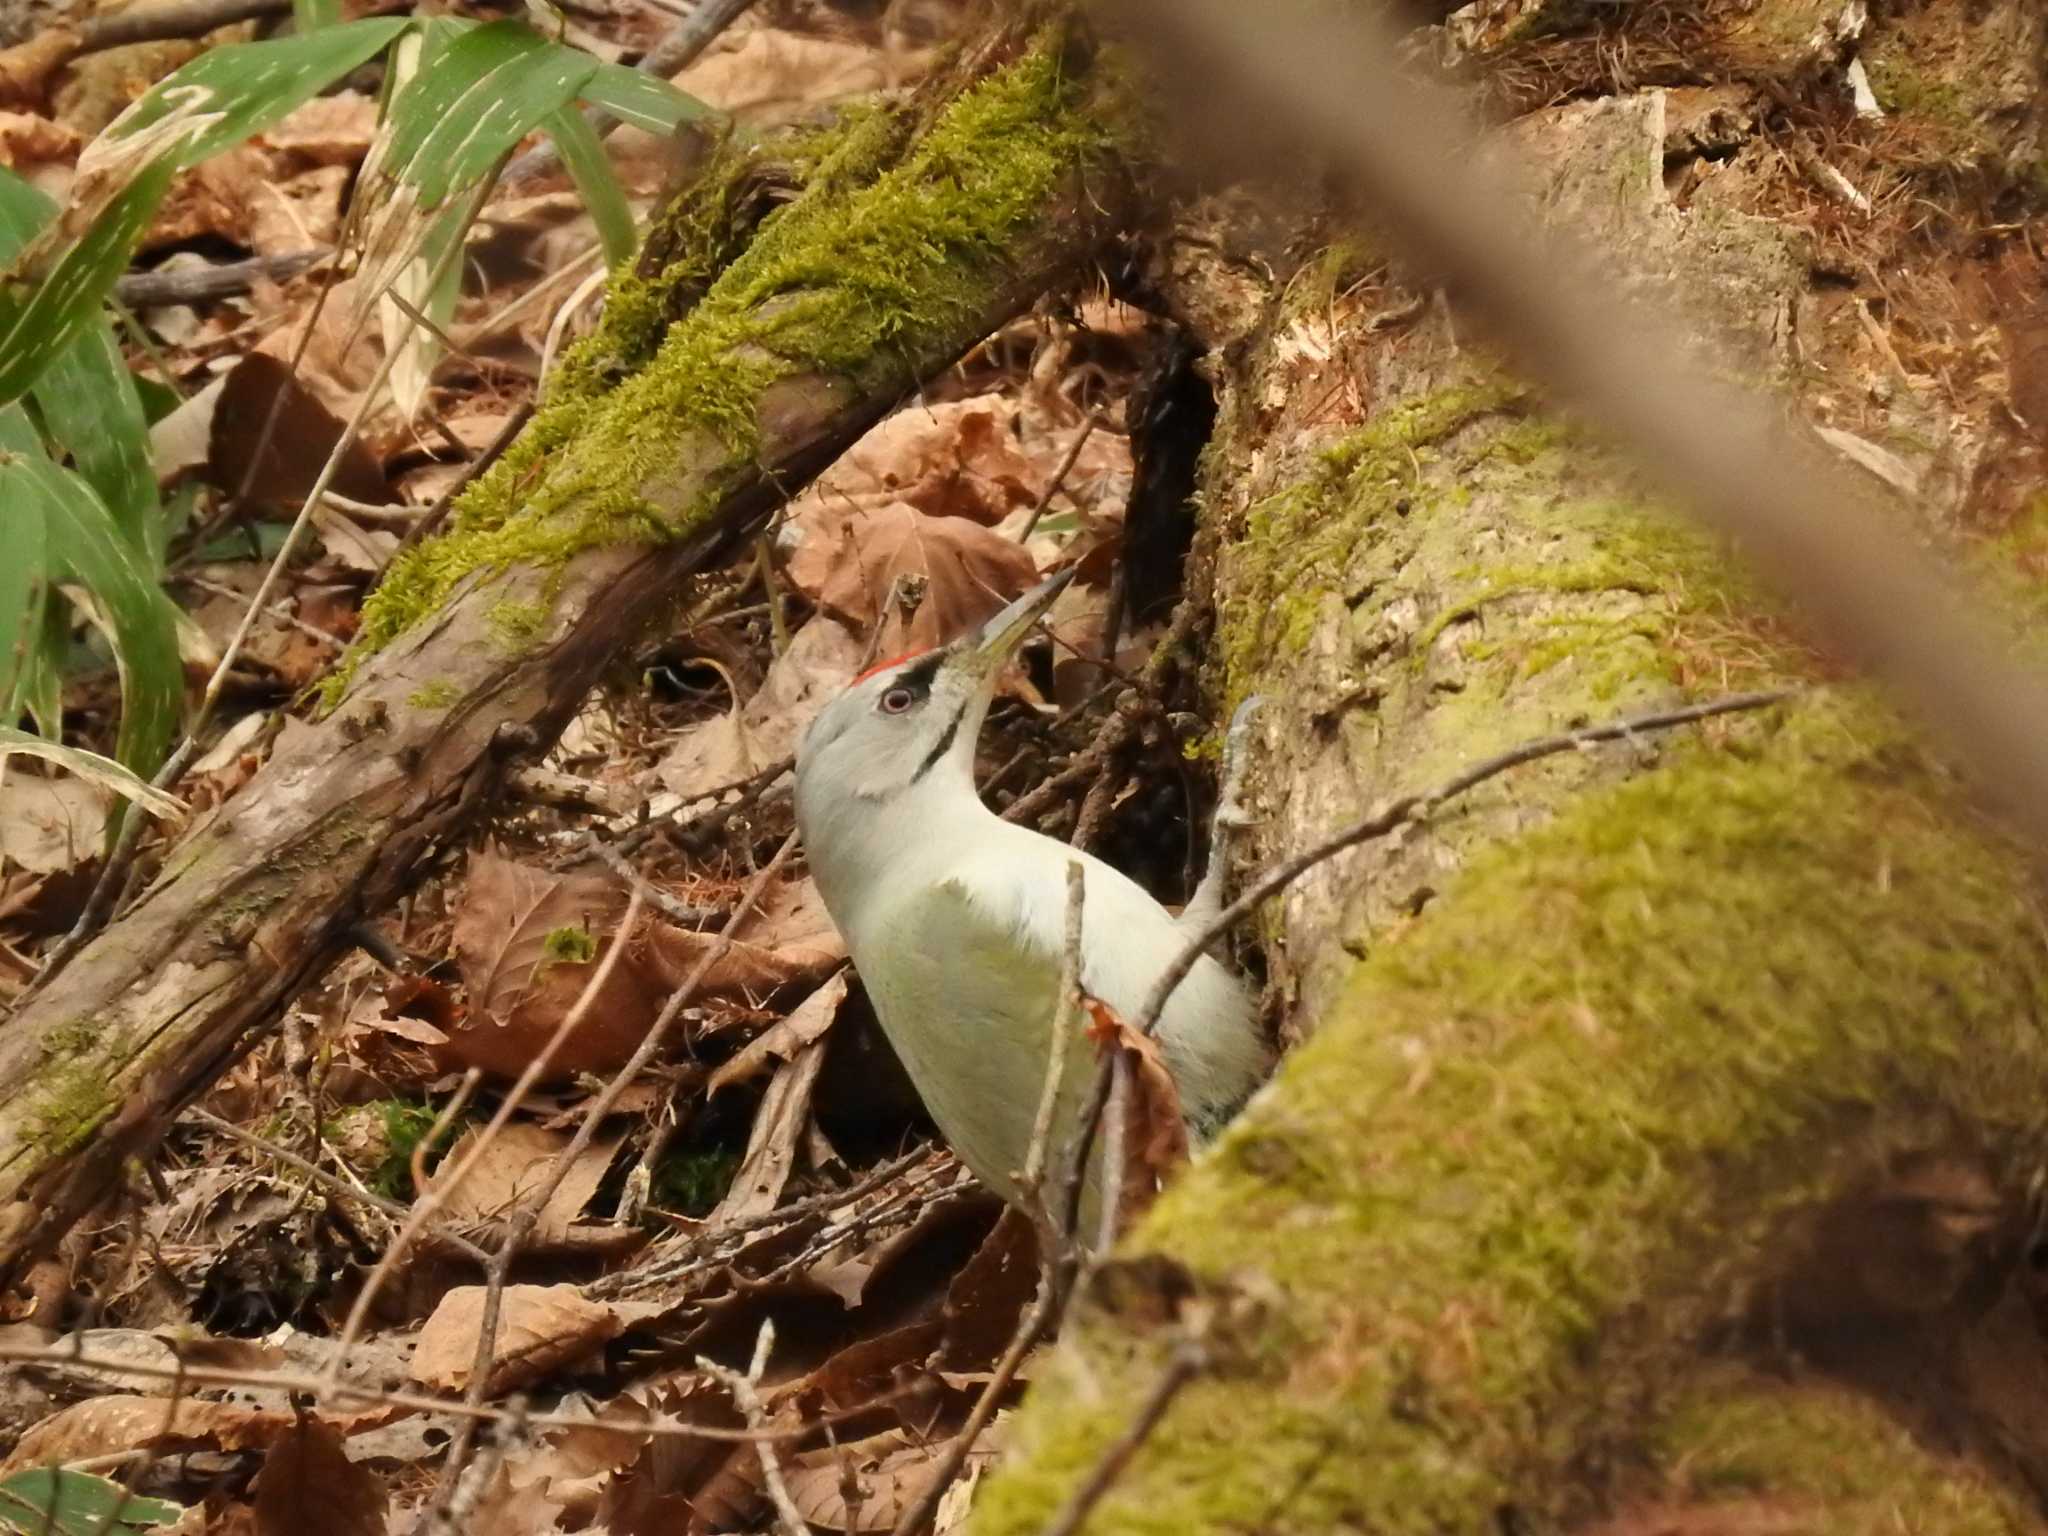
1035 1339 1208 1536
699 1322 813 1536
501 0 762 185
186 1109 491 1265
114 248 328 308
1018 417 1098 542
1081 688 1794 1243
0 1343 920 1445
78 0 289 52
887 1271 1061 1536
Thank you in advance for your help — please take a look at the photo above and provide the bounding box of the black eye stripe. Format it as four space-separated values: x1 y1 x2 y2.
889 652 944 695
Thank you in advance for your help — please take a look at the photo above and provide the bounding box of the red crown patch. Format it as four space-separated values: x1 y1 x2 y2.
853 648 931 686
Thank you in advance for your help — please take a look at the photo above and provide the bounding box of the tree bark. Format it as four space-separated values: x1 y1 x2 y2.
972 1 2048 1531
0 22 1128 1287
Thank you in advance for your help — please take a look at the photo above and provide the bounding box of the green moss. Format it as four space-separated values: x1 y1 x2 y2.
486 597 551 651
1222 376 1529 698
655 1146 742 1216
28 1055 117 1157
405 680 462 711
975 697 2048 1536
323 38 1117 706
357 1098 464 1200
540 924 598 965
1653 1370 2030 1536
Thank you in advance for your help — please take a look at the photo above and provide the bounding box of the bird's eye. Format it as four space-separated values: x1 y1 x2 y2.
879 687 916 715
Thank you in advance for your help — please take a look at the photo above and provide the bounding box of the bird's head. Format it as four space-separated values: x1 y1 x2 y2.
796 568 1073 813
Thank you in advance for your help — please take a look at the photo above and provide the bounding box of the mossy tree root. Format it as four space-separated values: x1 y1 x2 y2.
971 705 2048 1535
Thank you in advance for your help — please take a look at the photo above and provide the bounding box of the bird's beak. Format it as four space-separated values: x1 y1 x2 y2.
958 567 1075 681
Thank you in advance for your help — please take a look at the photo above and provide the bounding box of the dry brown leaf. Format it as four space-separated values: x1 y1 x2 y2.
655 614 861 803
3 1393 394 1472
410 1284 624 1394
783 500 1039 655
423 1121 622 1241
1085 998 1191 1231
251 1416 387 1536
144 145 267 253
672 30 900 125
0 772 107 875
794 397 1040 527
209 353 389 511
0 110 79 185
780 1426 1000 1532
708 1035 829 1225
442 853 657 1080
0 29 80 113
257 91 378 166
641 875 846 1000
707 968 849 1096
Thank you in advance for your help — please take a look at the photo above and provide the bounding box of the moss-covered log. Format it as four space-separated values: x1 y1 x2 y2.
0 28 1131 1286
974 10 2048 1532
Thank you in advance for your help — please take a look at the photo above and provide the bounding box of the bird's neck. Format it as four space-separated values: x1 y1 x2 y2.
803 762 1002 947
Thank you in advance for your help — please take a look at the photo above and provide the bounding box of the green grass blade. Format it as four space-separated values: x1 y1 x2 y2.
543 104 635 266
6 455 182 774
0 459 49 726
0 158 175 407
382 21 599 207
579 61 716 134
34 318 155 545
104 17 410 170
0 1467 182 1534
0 165 53 258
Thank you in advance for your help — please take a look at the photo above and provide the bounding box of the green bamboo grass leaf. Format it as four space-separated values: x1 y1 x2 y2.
0 727 185 816
35 319 154 544
381 22 599 207
0 159 175 407
104 17 410 170
2 455 181 774
0 399 37 453
0 174 153 532
544 104 635 266
293 0 342 30
0 476 49 725
579 61 715 134
0 164 49 256
0 1468 181 1534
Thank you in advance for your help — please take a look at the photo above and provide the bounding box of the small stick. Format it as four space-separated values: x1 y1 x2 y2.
699 1321 813 1536
1035 1339 1208 1536
1018 417 1098 542
1083 687 1796 1243
79 0 289 52
115 248 329 308
186 1109 490 1265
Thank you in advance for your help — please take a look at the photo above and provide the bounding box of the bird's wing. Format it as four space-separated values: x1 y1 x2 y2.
860 873 1101 1207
